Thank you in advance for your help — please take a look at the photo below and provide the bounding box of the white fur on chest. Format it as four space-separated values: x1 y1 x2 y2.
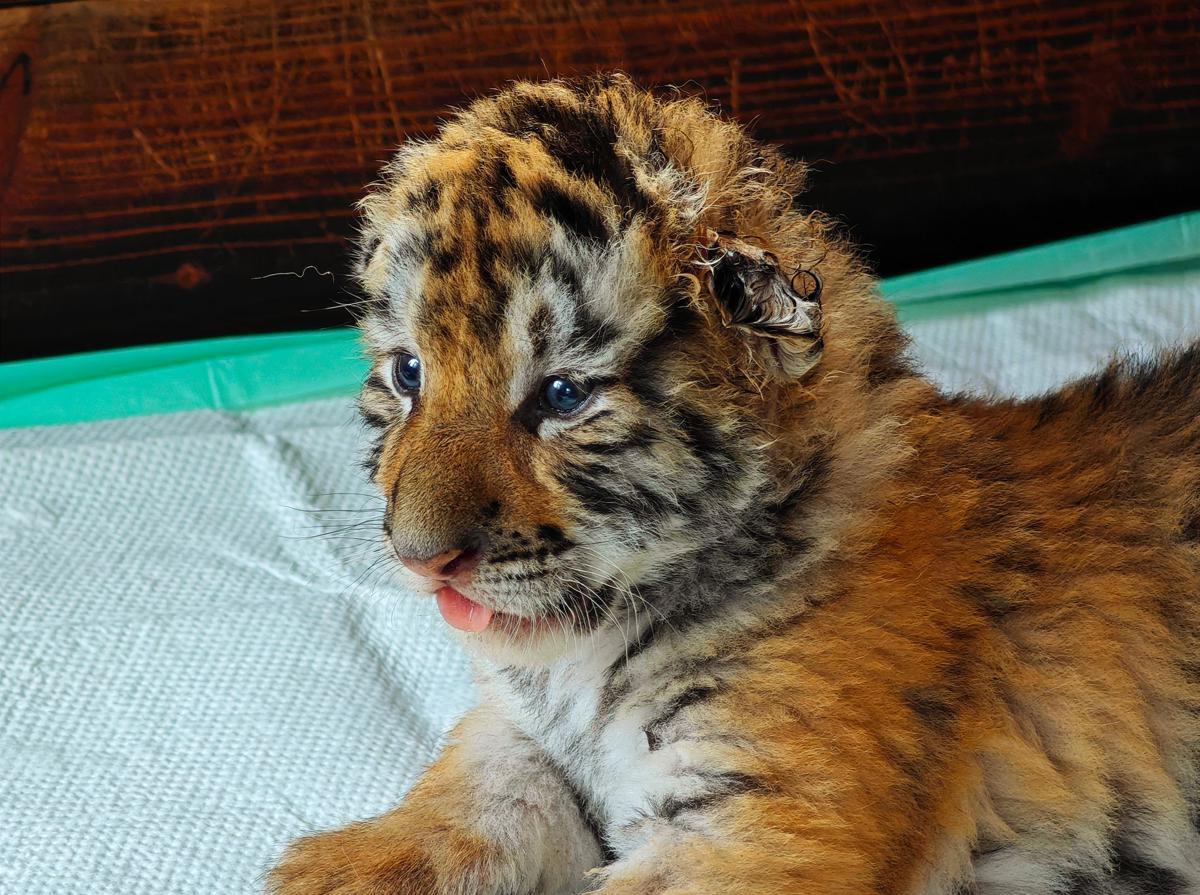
483 629 691 840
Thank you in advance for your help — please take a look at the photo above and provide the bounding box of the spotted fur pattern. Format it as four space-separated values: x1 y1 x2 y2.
269 75 1200 895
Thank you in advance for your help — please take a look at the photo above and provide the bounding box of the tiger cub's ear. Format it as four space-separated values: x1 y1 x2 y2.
698 229 823 380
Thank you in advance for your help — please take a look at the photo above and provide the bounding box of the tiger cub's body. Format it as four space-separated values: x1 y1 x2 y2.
271 75 1200 895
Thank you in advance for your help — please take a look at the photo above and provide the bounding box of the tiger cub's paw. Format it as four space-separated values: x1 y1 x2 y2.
267 819 499 895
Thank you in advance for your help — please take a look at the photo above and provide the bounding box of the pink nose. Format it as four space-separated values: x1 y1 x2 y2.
398 545 482 580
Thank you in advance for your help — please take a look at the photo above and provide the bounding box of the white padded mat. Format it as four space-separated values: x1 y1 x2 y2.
1 272 1198 894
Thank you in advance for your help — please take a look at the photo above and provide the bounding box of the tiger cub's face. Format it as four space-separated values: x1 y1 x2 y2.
353 83 826 665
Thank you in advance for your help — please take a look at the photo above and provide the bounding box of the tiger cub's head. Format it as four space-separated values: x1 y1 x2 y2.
355 75 909 664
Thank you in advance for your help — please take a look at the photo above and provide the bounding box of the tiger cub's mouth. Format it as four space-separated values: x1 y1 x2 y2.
434 586 493 632
434 585 564 640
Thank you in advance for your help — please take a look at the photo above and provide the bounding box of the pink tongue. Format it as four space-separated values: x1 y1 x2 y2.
435 586 494 633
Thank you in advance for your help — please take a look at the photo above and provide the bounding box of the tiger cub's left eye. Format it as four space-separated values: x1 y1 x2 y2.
540 376 590 415
392 352 422 393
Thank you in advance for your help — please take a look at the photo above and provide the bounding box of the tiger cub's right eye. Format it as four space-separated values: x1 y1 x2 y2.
392 352 422 393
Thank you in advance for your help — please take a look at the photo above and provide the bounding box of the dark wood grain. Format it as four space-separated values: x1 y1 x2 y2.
2 0 1198 360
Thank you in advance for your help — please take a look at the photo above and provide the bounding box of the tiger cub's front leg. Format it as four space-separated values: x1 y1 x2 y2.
269 705 603 895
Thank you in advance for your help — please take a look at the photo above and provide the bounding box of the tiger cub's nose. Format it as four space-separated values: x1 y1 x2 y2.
398 543 484 581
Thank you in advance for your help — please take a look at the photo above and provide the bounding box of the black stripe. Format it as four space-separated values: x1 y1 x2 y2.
597 619 666 717
395 231 434 262
863 330 913 387
475 153 518 213
531 179 611 243
654 771 762 822
546 250 583 295
496 569 550 583
497 237 545 276
578 436 648 457
643 684 721 751
498 665 548 696
546 580 614 631
602 611 663 682
514 393 542 435
574 408 616 428
674 404 726 464
768 448 832 532
992 543 1044 576
359 408 388 430
414 312 455 348
631 481 676 518
1180 503 1200 543
673 405 739 492
528 304 553 359
492 154 519 193
558 464 631 517
628 296 699 374
364 369 389 394
469 194 491 235
564 476 631 517
362 436 384 478
622 298 702 411
427 237 462 275
962 582 1017 621
407 179 441 213
495 93 582 138
491 537 573 565
568 305 619 351
576 420 656 457
467 238 509 343
360 235 381 257
789 449 832 498
475 237 501 295
1111 842 1189 895
531 752 614 863
625 375 668 411
903 685 960 733
560 462 675 520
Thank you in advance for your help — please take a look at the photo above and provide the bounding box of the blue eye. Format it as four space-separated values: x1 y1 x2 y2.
540 376 589 415
393 353 421 392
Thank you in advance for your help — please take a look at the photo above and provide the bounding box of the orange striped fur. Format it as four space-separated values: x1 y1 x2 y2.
270 75 1200 895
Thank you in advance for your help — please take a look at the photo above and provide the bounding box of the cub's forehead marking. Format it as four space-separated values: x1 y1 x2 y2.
357 133 667 381
502 260 586 409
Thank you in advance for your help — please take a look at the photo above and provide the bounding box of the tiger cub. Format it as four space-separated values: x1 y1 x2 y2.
270 74 1200 895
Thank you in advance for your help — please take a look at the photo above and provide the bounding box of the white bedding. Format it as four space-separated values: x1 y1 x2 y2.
2 268 1197 894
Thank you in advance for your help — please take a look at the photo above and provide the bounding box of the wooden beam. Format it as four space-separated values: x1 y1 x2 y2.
2 0 1198 359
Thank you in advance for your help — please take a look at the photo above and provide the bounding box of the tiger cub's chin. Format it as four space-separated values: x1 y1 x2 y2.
460 610 582 667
